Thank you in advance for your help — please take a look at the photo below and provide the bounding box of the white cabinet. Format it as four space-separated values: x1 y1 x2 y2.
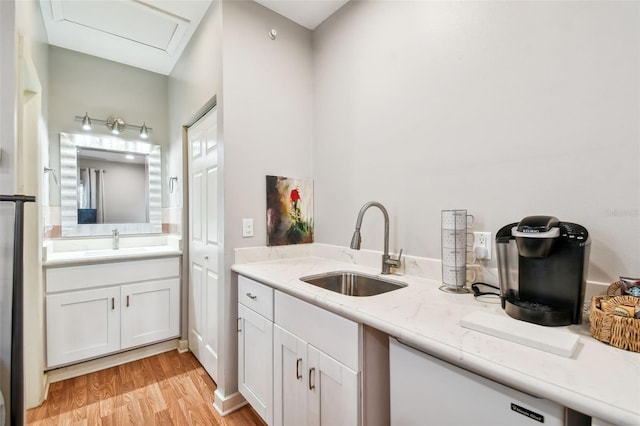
45 257 181 368
237 275 388 426
274 291 360 426
273 325 308 426
308 344 359 426
237 276 274 425
121 279 180 349
46 287 121 367
273 324 359 426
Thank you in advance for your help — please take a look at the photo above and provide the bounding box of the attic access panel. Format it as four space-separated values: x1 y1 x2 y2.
40 0 211 75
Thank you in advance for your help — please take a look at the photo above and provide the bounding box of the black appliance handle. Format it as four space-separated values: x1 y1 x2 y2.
1 194 36 426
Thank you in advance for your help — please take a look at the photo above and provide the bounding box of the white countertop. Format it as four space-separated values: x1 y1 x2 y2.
43 235 182 266
232 245 640 425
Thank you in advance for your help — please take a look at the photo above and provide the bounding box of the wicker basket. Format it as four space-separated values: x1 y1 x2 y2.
589 281 640 352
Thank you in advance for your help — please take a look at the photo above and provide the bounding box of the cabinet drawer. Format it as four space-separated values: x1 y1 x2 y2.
239 276 274 320
46 257 180 293
275 290 359 371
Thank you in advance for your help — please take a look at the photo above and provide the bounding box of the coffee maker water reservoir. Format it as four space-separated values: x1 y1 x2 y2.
496 216 591 326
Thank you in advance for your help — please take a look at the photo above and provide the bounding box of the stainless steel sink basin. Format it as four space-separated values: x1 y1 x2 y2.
300 271 407 296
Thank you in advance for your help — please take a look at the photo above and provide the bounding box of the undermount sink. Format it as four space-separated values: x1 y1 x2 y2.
82 247 148 257
300 271 407 297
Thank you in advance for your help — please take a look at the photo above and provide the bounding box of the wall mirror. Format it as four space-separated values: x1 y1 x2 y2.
60 132 162 236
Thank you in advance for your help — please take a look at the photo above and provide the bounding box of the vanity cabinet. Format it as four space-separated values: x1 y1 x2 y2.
45 257 181 368
46 287 121 367
237 276 274 425
120 279 180 349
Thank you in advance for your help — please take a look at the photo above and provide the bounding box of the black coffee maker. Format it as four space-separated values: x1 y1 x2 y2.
495 216 590 326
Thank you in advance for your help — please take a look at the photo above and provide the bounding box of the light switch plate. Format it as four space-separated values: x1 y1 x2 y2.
242 218 253 238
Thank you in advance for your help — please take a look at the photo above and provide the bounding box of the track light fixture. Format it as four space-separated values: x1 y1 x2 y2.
74 113 152 139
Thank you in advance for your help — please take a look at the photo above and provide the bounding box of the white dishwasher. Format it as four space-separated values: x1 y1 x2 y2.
389 338 565 425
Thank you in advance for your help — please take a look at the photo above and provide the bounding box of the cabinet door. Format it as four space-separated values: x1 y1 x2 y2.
238 304 273 425
274 325 307 426
307 345 360 426
121 279 180 349
46 287 120 367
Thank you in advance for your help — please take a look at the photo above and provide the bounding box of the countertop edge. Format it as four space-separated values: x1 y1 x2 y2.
43 250 183 267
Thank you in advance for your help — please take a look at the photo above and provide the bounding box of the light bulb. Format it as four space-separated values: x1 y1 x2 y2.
140 123 149 139
81 113 92 131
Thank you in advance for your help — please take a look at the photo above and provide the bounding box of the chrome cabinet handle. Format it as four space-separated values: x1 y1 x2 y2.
246 293 257 300
296 358 302 380
309 367 316 390
126 295 130 307
111 298 115 310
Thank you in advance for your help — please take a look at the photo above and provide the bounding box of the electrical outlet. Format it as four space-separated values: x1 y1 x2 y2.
242 218 254 238
473 231 492 260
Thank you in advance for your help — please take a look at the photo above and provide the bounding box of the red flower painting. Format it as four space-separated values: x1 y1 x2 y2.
266 176 314 246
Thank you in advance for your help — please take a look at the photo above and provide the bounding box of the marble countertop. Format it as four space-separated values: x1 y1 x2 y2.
43 235 182 266
232 246 640 425
43 246 182 266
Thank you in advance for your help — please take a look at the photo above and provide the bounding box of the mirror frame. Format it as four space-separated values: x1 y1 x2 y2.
60 132 162 236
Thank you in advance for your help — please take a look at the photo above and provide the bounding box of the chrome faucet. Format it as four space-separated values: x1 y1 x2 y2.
112 229 119 250
350 201 403 275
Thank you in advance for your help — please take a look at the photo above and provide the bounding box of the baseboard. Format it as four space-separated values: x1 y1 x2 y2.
213 390 247 416
46 339 179 383
26 375 50 410
177 339 189 353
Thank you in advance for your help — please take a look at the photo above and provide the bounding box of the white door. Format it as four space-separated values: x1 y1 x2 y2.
46 287 120 367
121 279 180 349
307 344 359 426
274 325 307 426
238 304 273 425
188 107 220 381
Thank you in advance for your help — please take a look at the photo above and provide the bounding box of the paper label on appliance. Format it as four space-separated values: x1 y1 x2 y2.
511 403 544 423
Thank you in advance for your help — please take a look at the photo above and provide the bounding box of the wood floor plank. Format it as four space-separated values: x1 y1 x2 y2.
157 375 190 424
27 351 266 426
154 408 174 425
86 402 102 426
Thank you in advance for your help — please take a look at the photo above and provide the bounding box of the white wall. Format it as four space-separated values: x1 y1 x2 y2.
168 0 313 406
313 0 640 282
222 0 313 396
167 0 223 395
223 0 314 252
13 0 49 413
0 1 17 417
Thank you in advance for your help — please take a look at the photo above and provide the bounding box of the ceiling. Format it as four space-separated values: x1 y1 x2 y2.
39 0 349 76
255 0 350 30
39 0 215 75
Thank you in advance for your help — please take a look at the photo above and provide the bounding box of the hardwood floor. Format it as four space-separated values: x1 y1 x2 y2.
27 350 267 425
